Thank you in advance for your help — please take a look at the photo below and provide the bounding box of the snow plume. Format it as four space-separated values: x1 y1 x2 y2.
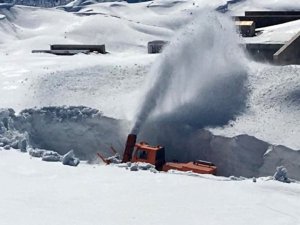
131 11 248 135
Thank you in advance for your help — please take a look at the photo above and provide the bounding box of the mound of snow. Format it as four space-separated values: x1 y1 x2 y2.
3 104 300 179
0 108 28 151
139 125 300 179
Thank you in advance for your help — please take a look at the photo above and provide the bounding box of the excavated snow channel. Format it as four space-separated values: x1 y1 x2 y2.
0 106 300 180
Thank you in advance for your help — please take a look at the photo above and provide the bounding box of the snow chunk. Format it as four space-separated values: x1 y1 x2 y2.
273 166 290 183
0 108 27 152
28 148 45 158
62 150 80 167
42 151 62 162
114 162 158 173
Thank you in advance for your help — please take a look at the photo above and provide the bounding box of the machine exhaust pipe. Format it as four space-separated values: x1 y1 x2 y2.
122 134 137 163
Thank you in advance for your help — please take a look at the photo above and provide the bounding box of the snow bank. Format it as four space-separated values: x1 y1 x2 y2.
0 106 127 160
0 108 27 151
2 105 300 179
138 125 300 180
17 106 127 160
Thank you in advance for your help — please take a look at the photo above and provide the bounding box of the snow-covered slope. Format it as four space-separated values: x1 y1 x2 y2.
211 63 300 150
0 150 299 225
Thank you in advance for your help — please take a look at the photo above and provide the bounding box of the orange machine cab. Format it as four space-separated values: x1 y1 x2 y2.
131 142 166 170
122 134 217 175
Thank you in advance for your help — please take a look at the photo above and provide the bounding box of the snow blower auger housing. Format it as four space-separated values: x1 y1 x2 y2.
99 134 217 175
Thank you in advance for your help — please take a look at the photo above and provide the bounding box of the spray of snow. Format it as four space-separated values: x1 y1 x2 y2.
131 11 248 134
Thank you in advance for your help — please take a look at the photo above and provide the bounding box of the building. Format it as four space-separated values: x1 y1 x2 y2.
1 0 72 7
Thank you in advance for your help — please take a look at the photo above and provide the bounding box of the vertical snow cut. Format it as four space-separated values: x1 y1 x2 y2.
131 11 248 134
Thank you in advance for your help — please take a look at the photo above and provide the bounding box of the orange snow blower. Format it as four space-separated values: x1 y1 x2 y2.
98 134 217 175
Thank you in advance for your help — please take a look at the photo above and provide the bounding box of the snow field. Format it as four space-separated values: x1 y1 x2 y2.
0 150 299 225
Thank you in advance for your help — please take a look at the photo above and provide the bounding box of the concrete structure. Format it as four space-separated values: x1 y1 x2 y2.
274 31 300 65
0 0 15 9
234 13 300 28
50 44 106 54
235 21 255 37
147 40 168 54
32 49 90 55
245 11 300 16
1 0 71 7
244 43 284 62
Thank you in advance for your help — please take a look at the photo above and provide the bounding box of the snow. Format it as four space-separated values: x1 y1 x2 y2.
211 63 300 150
1 0 300 223
0 150 299 225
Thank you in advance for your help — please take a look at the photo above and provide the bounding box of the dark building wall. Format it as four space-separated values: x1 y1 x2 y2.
274 31 300 65
234 15 300 28
244 43 284 62
2 0 72 7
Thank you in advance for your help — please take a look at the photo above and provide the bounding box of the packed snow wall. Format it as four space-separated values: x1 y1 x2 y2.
138 123 300 180
0 106 128 160
1 106 300 179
